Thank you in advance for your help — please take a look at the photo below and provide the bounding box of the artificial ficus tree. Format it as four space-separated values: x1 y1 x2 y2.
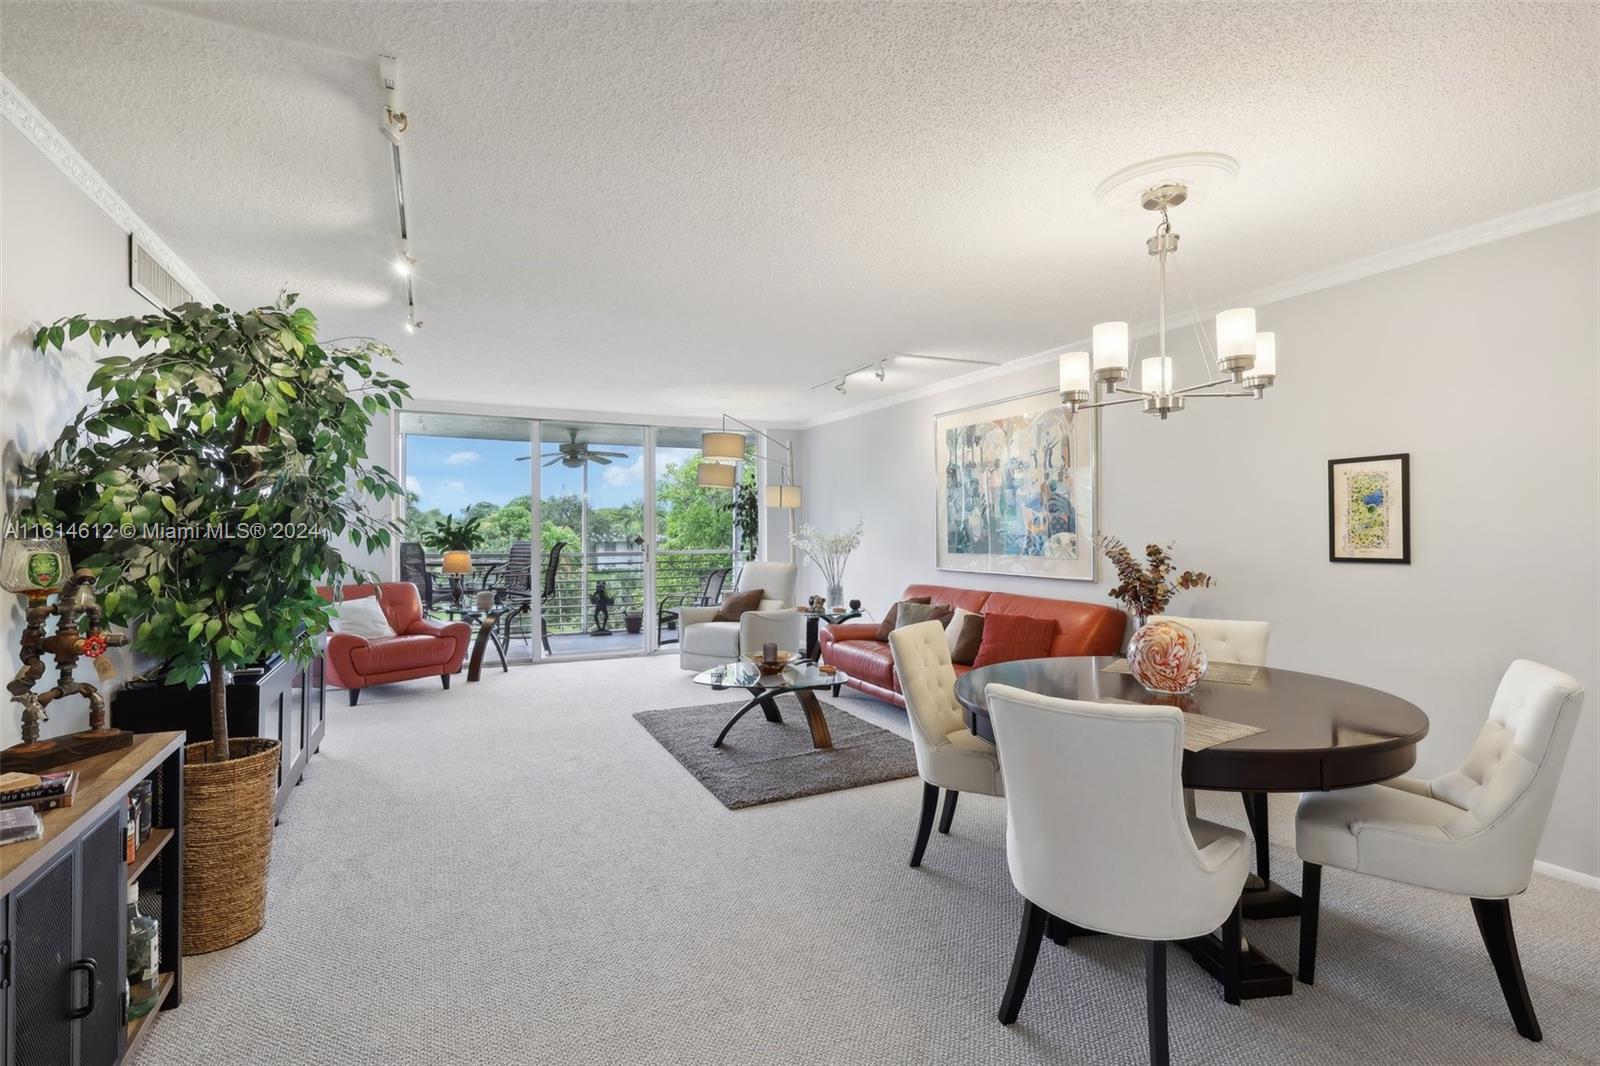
26 296 409 762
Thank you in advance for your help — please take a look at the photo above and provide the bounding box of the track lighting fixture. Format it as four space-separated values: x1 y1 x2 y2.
812 352 1000 393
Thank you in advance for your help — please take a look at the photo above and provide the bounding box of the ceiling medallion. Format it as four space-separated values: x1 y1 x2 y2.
1092 152 1240 213
1058 181 1277 420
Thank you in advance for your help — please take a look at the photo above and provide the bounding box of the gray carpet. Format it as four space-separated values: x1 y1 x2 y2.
633 697 917 808
137 655 1600 1066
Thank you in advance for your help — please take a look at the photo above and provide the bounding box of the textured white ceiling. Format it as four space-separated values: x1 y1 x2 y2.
2 1 1596 422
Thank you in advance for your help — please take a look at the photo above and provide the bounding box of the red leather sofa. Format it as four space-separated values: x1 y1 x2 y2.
315 582 471 704
818 583 1126 708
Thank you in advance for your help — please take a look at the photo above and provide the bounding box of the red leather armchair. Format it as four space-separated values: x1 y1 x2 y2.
818 583 1126 708
316 582 471 705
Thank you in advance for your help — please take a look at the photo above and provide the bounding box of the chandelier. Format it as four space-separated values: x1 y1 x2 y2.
1058 183 1277 419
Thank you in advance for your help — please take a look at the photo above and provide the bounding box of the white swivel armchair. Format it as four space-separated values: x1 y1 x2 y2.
1152 616 1276 892
1296 659 1584 1041
888 620 1004 868
677 561 804 671
986 684 1250 1065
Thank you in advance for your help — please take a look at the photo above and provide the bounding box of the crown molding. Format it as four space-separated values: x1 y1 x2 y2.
799 188 1600 430
1 74 217 305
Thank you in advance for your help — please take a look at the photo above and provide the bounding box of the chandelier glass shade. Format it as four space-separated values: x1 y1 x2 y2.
1061 183 1278 420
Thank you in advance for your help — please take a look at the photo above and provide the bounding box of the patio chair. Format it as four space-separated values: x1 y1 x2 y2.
658 565 730 646
493 541 566 654
399 541 448 608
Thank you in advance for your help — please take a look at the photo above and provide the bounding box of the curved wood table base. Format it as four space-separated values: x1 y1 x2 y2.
957 656 1429 1002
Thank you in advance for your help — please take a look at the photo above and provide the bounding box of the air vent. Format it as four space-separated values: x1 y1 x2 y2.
129 235 194 310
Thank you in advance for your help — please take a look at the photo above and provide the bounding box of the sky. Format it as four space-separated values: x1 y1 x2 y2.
404 434 698 514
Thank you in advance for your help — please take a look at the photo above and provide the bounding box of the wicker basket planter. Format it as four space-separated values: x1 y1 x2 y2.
182 738 280 955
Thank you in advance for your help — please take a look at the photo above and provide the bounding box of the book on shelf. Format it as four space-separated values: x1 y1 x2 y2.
0 770 78 811
0 806 43 846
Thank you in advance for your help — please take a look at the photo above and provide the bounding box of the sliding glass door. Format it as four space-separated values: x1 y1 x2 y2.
397 412 539 662
538 422 650 657
397 415 751 663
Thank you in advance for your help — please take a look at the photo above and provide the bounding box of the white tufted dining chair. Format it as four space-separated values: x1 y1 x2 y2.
986 684 1250 1065
888 620 1004 868
1151 615 1276 880
1150 615 1270 670
1296 659 1584 1041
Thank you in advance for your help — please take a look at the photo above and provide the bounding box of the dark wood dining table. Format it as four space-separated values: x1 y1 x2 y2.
955 655 1430 1001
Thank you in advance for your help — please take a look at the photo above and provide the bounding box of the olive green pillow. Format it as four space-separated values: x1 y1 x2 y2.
874 596 932 640
895 601 954 631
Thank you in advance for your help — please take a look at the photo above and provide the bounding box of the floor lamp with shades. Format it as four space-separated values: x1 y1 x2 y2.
698 416 803 552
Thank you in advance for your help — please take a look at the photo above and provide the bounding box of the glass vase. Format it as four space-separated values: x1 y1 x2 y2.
826 582 844 609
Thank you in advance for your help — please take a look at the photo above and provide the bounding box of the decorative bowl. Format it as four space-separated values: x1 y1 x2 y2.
745 651 795 677
1127 620 1208 695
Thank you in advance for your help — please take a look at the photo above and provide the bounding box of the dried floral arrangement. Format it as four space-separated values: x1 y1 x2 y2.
1098 536 1214 623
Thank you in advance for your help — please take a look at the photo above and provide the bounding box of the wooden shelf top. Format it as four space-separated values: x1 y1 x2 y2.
127 826 176 885
0 731 184 897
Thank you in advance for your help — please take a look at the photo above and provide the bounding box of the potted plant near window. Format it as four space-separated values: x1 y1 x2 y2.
422 514 485 605
25 296 408 953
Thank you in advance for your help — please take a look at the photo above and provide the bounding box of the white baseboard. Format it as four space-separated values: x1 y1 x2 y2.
1533 859 1600 891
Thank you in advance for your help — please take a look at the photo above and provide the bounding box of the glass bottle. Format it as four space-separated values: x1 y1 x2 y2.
126 882 160 1020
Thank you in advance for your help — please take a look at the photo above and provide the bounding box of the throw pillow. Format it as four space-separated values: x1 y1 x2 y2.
713 587 765 622
895 601 954 630
329 595 396 640
875 596 932 640
945 608 987 665
972 613 1056 667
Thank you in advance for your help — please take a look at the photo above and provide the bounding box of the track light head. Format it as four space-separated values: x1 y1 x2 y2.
395 254 416 277
874 360 886 382
834 378 847 394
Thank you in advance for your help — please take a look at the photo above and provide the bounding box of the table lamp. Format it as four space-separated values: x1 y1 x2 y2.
441 550 473 605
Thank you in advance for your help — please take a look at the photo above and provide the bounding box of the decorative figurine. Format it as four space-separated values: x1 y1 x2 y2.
3 537 132 771
808 594 827 615
589 581 615 635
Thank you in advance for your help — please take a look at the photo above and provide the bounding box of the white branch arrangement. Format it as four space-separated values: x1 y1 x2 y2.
790 517 864 604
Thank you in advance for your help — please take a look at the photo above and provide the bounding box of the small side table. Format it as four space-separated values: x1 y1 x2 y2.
433 605 510 682
802 609 862 661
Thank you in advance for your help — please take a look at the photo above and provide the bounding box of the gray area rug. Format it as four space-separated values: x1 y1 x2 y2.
634 697 918 808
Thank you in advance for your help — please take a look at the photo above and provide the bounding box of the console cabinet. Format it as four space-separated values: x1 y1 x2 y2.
111 654 324 819
1 733 184 1066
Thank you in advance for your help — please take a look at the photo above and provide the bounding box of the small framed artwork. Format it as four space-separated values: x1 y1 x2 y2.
1328 453 1410 564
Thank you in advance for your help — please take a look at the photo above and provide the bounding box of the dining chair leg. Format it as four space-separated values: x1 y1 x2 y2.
1471 897 1542 1041
999 899 1048 1025
938 789 960 835
909 782 939 868
1145 940 1170 1066
1221 900 1243 1006
1298 862 1322 985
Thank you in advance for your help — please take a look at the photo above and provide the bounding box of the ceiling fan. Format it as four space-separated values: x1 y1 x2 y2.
517 428 629 468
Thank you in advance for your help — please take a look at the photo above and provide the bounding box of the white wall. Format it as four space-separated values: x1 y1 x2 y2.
795 216 1600 878
0 121 158 746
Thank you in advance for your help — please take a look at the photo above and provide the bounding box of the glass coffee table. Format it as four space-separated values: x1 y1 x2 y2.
693 660 850 750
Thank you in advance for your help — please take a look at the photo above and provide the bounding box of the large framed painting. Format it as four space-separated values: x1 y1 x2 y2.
934 389 1096 581
1328 453 1410 563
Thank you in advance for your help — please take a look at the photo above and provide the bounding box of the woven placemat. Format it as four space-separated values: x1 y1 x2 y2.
1104 658 1261 686
1097 696 1266 752
1179 715 1265 752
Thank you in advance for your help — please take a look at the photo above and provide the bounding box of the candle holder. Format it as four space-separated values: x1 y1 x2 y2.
3 542 132 771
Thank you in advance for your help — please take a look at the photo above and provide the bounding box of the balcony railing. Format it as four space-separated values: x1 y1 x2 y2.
425 547 735 637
